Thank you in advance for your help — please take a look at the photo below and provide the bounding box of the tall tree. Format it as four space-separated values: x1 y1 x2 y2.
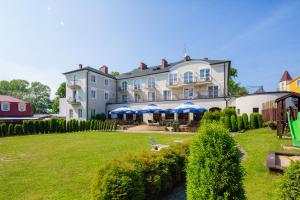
27 82 52 114
228 67 248 96
52 82 66 113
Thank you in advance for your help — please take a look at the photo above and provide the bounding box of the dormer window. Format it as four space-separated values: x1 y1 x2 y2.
1 103 10 111
18 103 26 112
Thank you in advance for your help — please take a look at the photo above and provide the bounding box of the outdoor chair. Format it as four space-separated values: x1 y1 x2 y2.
150 138 169 151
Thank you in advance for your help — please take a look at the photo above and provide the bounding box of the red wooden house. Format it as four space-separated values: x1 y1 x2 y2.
0 95 32 117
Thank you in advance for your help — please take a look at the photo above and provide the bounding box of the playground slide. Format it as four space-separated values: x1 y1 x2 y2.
287 112 300 147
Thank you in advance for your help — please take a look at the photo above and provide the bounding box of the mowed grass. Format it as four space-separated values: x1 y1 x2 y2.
0 132 193 200
235 128 300 200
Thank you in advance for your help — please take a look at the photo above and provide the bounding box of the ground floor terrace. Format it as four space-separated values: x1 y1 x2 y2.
107 97 230 125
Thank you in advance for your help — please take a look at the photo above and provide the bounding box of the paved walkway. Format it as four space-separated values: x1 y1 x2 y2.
117 129 195 135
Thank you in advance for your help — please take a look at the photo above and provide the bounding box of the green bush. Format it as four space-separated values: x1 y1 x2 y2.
224 116 231 131
250 113 258 129
8 124 15 136
242 113 249 130
91 160 145 200
14 124 23 135
187 122 245 200
278 161 300 200
91 143 190 200
0 123 8 136
94 113 106 121
237 116 244 131
257 114 263 128
231 115 237 132
265 121 277 130
222 107 236 117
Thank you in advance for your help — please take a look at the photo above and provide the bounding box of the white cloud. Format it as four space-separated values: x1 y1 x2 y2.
47 7 52 11
60 21 65 26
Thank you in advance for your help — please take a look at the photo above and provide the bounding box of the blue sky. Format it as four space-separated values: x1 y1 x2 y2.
0 0 300 97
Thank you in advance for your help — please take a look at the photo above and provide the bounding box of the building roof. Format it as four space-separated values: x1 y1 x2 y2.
0 95 27 103
63 66 117 79
63 58 229 80
116 58 230 80
280 70 293 82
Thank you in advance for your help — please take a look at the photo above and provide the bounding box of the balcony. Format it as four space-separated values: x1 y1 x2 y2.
118 87 129 93
67 96 81 105
166 76 211 88
67 80 81 89
130 85 143 92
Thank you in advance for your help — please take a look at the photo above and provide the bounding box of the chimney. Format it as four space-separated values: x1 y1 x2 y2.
139 62 147 70
183 53 191 61
161 59 168 68
100 65 108 74
79 64 83 69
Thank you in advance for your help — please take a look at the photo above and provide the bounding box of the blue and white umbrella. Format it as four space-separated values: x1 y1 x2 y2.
171 102 207 113
137 104 162 114
109 106 136 115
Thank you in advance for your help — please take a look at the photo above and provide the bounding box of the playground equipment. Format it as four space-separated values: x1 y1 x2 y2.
287 112 300 147
267 151 300 172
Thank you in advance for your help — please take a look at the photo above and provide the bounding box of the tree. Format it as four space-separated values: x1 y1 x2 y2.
228 67 248 96
52 82 66 113
27 82 51 114
111 71 120 77
0 79 29 99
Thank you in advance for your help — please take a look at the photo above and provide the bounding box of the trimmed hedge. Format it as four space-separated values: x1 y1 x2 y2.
237 116 244 131
250 113 258 129
187 122 245 200
278 161 300 199
0 119 118 137
224 115 231 131
242 113 249 130
231 115 237 132
91 143 190 200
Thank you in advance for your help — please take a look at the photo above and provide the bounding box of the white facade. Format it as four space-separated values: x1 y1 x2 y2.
63 57 231 120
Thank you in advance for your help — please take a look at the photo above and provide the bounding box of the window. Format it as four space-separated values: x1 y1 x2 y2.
91 109 96 118
1 103 10 111
91 89 96 99
134 80 141 89
69 109 73 119
78 109 82 118
105 79 109 86
18 103 26 112
200 69 210 81
122 95 128 103
169 73 178 85
237 109 240 115
184 71 193 83
297 80 300 87
104 91 109 100
121 81 128 91
163 90 171 101
184 88 194 99
91 75 96 83
253 108 259 113
208 86 219 98
148 92 155 101
134 93 141 102
148 77 155 88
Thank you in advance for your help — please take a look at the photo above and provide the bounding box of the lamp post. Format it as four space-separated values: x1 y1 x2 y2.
224 96 231 108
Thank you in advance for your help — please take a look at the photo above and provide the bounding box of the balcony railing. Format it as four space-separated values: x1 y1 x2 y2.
115 89 223 104
67 80 81 88
67 96 81 105
166 76 211 87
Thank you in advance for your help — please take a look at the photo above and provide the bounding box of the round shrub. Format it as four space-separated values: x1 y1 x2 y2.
242 113 249 130
278 161 300 200
91 160 145 200
231 115 237 132
224 116 231 131
187 122 245 200
237 116 244 131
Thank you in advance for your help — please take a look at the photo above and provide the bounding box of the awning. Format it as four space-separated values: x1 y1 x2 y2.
109 106 136 115
171 102 207 113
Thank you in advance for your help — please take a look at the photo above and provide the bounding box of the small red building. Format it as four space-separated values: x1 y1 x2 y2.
0 95 32 117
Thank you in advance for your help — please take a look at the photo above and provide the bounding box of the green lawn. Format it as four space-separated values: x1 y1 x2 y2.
1 129 299 200
0 132 192 200
235 128 300 200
